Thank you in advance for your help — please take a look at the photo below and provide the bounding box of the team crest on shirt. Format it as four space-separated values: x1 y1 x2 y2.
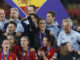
48 52 51 56
9 57 13 60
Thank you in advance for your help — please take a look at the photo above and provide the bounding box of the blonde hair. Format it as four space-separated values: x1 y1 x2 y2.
59 43 68 56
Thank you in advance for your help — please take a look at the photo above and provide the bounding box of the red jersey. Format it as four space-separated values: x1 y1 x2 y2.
11 45 20 56
0 52 17 60
39 47 57 60
18 47 38 60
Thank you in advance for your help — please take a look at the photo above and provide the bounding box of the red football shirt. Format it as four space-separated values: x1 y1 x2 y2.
18 47 38 60
0 52 17 60
39 47 57 60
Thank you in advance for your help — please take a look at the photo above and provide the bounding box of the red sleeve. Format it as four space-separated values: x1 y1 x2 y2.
0 53 2 60
9 53 17 60
31 51 38 60
46 48 57 60
13 54 17 60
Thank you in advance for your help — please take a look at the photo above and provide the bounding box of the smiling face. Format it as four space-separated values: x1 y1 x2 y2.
39 19 46 31
67 43 73 52
0 9 5 21
2 40 10 51
21 37 29 48
46 13 55 24
43 37 48 47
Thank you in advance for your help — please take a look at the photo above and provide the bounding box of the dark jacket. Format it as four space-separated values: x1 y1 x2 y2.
33 29 50 51
57 52 80 60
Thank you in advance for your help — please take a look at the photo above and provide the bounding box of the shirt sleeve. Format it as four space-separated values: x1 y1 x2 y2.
31 51 38 60
57 32 62 47
76 32 80 42
47 49 57 60
13 54 17 60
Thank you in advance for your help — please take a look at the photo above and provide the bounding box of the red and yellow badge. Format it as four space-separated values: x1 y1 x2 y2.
48 52 51 56
9 57 13 60
13 0 46 7
13 0 46 13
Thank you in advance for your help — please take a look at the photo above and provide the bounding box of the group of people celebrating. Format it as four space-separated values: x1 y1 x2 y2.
0 4 80 60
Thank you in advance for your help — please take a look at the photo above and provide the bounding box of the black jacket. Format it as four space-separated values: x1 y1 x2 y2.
57 52 80 60
33 29 50 51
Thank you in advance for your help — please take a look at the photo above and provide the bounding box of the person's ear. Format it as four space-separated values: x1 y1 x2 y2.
1 44 3 48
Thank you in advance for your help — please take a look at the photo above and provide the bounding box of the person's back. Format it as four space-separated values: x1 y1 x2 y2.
58 53 73 60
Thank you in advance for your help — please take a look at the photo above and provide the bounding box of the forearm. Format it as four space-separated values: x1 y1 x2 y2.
43 55 48 60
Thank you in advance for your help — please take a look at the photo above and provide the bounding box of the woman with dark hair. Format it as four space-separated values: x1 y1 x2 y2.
30 13 39 28
38 35 57 60
26 14 40 47
7 35 19 56
33 19 51 51
58 42 80 60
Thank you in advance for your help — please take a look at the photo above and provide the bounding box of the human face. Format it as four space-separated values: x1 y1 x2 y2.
8 24 16 34
46 13 55 24
10 10 19 20
62 22 72 34
39 20 46 31
21 38 29 48
2 40 10 51
7 36 15 45
77 26 80 31
67 43 73 52
43 37 48 47
0 9 5 21
31 15 37 25
27 6 35 15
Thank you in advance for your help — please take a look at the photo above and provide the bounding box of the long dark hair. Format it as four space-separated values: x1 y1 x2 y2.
44 35 57 48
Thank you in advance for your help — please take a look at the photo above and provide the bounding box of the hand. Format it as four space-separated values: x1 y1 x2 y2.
41 51 45 57
30 48 35 51
4 32 8 36
38 51 42 56
15 32 22 37
49 31 54 36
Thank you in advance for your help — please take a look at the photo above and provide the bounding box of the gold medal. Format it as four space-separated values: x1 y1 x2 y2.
23 52 25 56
